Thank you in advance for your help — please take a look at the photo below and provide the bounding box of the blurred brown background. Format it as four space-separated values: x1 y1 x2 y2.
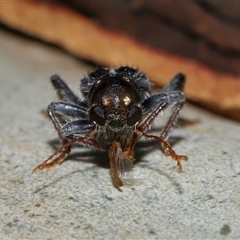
67 0 240 76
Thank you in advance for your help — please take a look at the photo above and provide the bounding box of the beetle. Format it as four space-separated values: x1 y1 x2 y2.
32 66 188 186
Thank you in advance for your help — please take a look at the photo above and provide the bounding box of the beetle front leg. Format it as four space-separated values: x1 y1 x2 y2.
109 142 123 187
32 130 100 174
108 141 136 187
141 132 187 172
32 140 72 173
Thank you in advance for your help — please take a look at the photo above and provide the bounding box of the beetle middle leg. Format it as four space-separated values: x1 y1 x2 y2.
47 101 88 142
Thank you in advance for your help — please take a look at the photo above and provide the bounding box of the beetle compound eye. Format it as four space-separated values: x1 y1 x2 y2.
127 106 142 126
89 105 106 126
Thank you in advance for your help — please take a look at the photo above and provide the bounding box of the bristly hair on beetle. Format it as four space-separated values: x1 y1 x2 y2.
32 66 188 187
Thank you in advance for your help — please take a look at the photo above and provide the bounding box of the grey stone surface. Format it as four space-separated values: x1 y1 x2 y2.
0 28 240 239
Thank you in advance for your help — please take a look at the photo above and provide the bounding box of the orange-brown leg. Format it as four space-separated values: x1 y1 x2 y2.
108 142 124 187
141 132 188 172
32 141 72 173
108 137 140 187
32 131 100 174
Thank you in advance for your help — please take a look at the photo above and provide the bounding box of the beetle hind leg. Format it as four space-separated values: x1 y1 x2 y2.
51 74 81 104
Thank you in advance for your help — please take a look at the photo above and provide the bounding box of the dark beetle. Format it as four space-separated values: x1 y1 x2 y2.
32 66 187 186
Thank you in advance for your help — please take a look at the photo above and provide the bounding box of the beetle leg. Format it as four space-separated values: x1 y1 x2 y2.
161 73 185 92
47 101 88 142
109 142 124 187
140 91 185 133
32 130 100 173
137 99 187 172
140 131 187 172
109 141 136 187
61 119 94 137
48 101 88 119
122 132 140 160
160 101 184 140
32 140 72 173
142 73 185 115
137 73 187 172
51 74 81 104
159 74 186 140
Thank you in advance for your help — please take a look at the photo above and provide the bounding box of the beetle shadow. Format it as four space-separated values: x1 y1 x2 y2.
135 137 186 193
32 164 101 194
